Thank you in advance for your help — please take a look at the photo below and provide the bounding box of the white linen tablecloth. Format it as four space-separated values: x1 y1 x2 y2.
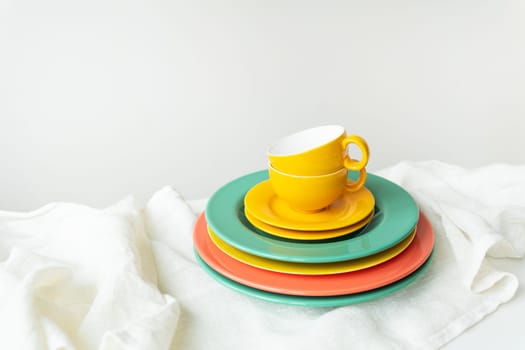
1 161 524 349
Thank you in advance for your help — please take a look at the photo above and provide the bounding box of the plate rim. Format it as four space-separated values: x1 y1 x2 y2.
243 208 374 241
205 170 419 263
194 250 434 307
207 221 417 275
193 212 433 295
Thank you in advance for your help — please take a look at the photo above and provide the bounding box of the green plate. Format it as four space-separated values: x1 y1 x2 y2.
195 250 433 307
206 170 419 263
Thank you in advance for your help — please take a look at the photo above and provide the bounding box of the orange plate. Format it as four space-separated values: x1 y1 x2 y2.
193 212 434 296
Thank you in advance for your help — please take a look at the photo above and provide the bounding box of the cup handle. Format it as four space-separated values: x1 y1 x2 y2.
345 168 367 192
341 135 369 171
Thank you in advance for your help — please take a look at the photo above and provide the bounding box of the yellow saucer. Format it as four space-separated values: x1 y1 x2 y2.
244 180 375 231
208 227 417 275
244 209 374 241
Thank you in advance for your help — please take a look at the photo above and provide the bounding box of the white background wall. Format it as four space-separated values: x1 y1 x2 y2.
0 0 524 210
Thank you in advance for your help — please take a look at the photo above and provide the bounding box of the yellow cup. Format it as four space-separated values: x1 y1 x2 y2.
267 125 369 176
268 164 367 212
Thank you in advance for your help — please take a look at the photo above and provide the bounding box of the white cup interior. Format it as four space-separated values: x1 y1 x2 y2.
268 125 344 156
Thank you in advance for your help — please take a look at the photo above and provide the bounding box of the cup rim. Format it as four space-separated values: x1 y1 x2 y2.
268 162 347 178
266 125 345 157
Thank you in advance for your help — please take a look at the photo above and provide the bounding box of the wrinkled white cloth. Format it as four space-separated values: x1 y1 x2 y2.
146 161 525 350
0 198 179 350
1 161 524 349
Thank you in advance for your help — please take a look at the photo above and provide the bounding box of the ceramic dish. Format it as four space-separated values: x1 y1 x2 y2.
195 252 433 307
244 208 374 241
244 180 374 231
206 170 419 263
206 220 416 275
194 212 433 294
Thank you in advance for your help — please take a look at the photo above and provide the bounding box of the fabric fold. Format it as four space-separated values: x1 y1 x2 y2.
0 198 179 350
147 161 524 350
0 161 523 349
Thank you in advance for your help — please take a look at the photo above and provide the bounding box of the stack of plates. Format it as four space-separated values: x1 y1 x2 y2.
193 170 434 307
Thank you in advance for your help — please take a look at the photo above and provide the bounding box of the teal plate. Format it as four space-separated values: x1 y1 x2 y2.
206 170 419 263
195 250 433 307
